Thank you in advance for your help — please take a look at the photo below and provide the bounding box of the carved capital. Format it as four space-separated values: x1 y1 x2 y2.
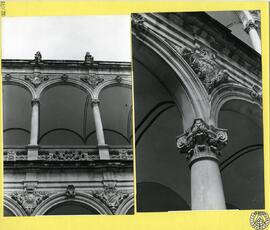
91 99 100 107
250 85 262 104
244 20 258 33
182 47 229 93
81 74 104 88
176 119 228 164
31 98 40 106
92 185 129 213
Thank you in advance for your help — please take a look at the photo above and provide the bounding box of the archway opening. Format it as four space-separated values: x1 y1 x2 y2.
3 84 32 145
39 85 96 145
98 86 132 146
133 36 195 212
44 201 100 215
218 99 264 209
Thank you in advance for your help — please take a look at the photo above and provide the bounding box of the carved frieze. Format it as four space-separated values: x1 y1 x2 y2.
10 188 51 215
25 73 49 87
92 185 129 213
176 119 228 163
181 47 229 93
38 150 99 161
110 150 133 160
81 74 104 88
4 150 27 161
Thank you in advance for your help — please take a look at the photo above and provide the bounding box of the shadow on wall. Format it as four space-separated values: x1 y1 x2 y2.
137 182 190 212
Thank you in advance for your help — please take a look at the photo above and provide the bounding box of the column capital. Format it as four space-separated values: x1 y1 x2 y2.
244 20 258 33
176 118 228 165
31 98 40 106
91 99 100 107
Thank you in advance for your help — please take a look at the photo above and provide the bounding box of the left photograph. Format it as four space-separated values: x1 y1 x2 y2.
2 16 134 216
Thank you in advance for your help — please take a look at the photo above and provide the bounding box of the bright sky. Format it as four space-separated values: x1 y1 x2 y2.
2 15 131 62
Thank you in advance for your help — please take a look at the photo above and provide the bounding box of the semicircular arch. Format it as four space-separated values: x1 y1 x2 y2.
3 79 36 99
132 31 209 128
37 79 94 99
4 196 27 216
210 84 262 126
33 192 112 215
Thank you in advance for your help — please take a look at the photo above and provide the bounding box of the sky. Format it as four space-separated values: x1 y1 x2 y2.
2 15 131 61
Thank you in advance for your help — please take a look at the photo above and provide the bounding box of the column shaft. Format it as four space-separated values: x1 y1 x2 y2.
30 100 39 145
92 99 110 160
92 101 106 145
248 28 261 54
28 99 40 160
191 158 226 210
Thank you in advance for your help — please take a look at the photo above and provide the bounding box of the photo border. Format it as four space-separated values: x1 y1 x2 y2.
0 1 269 230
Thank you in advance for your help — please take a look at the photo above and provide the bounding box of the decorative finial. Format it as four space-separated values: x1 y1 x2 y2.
84 51 94 65
34 51 42 64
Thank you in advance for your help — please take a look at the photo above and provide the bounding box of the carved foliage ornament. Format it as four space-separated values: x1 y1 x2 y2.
182 47 229 93
93 185 129 213
11 188 51 215
176 119 228 162
66 185 76 199
250 85 262 104
81 74 104 88
25 73 49 87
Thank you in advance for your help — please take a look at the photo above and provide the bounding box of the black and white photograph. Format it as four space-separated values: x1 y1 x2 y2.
2 15 134 216
132 11 264 212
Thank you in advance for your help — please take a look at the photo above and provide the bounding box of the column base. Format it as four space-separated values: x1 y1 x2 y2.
98 144 110 160
27 145 40 161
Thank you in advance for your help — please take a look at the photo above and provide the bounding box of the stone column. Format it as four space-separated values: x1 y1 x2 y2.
91 99 110 160
27 98 40 160
176 118 228 210
237 11 261 54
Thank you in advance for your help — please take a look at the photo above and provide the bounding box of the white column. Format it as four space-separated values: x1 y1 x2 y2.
177 119 228 210
91 99 110 160
28 98 40 160
30 99 39 145
237 10 261 54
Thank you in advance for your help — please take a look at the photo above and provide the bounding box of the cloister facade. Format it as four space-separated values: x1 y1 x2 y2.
2 52 134 215
132 11 264 211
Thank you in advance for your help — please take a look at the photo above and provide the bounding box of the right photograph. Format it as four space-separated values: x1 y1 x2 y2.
132 11 264 211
